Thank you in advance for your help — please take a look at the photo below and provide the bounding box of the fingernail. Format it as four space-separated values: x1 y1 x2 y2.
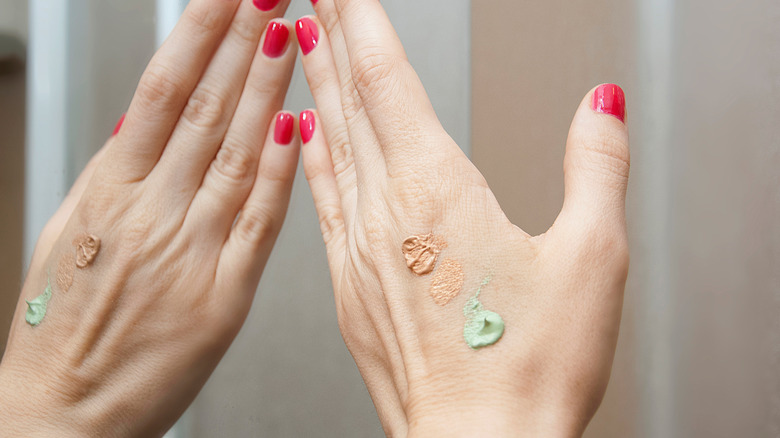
253 0 281 11
112 114 126 136
263 21 289 58
295 17 319 55
592 84 626 123
274 113 295 145
300 110 316 144
311 0 319 4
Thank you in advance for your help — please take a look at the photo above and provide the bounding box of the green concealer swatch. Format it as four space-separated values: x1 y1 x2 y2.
25 279 53 326
463 277 505 350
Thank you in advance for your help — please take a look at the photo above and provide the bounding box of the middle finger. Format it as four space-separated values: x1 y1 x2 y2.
149 0 290 208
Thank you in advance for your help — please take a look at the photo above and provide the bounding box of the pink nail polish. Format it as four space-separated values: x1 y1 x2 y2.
275 113 295 145
112 114 126 136
263 21 289 58
253 0 281 11
300 110 316 144
592 84 626 123
295 17 319 55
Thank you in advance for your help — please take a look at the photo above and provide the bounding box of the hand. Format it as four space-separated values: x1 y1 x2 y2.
0 0 299 435
297 2 630 436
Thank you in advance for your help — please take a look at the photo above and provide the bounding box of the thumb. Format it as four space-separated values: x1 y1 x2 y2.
557 84 630 235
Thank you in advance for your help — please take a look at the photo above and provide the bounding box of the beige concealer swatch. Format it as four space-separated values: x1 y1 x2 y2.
402 234 446 276
74 234 101 268
429 259 464 306
56 252 75 293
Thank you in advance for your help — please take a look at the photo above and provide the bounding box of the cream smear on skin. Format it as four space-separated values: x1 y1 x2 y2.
429 259 464 306
27 234 101 327
463 276 505 349
402 234 446 276
25 278 53 326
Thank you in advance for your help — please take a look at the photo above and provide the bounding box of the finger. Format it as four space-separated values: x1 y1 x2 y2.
556 84 630 237
152 1 291 205
185 19 297 241
296 15 357 222
217 111 300 295
333 0 444 162
105 0 241 182
300 110 347 275
298 9 386 187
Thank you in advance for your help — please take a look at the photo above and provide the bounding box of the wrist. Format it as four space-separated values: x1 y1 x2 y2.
0 362 84 437
402 385 587 438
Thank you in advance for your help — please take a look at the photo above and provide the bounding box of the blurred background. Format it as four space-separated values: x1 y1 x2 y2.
0 0 778 437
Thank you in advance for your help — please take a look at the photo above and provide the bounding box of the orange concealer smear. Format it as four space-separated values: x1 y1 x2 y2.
429 259 464 306
402 234 446 276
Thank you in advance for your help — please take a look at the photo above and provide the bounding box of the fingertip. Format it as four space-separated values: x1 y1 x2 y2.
591 83 627 124
559 85 631 230
111 113 126 137
300 109 317 144
295 16 320 55
257 110 301 184
262 19 293 59
273 111 296 145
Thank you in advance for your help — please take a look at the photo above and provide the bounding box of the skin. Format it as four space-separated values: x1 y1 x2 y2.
298 1 630 437
0 0 300 435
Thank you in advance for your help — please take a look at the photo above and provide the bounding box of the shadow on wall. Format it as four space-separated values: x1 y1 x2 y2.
0 36 26 355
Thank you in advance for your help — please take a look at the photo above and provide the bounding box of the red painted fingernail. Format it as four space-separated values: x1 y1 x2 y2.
300 110 316 144
253 0 280 11
263 21 289 58
592 84 626 123
295 17 319 55
274 113 295 145
112 114 126 136
311 0 319 4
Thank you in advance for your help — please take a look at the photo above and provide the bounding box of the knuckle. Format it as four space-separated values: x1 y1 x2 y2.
136 66 187 112
316 202 345 246
322 13 340 37
303 156 331 182
340 84 365 122
244 71 283 102
236 204 279 245
257 156 293 185
211 141 258 185
327 129 355 175
181 86 230 132
579 129 631 180
227 16 260 48
183 6 226 36
389 171 438 210
119 213 156 257
356 204 392 250
350 50 400 98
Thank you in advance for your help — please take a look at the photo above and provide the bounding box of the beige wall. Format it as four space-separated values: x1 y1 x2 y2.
472 1 780 437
